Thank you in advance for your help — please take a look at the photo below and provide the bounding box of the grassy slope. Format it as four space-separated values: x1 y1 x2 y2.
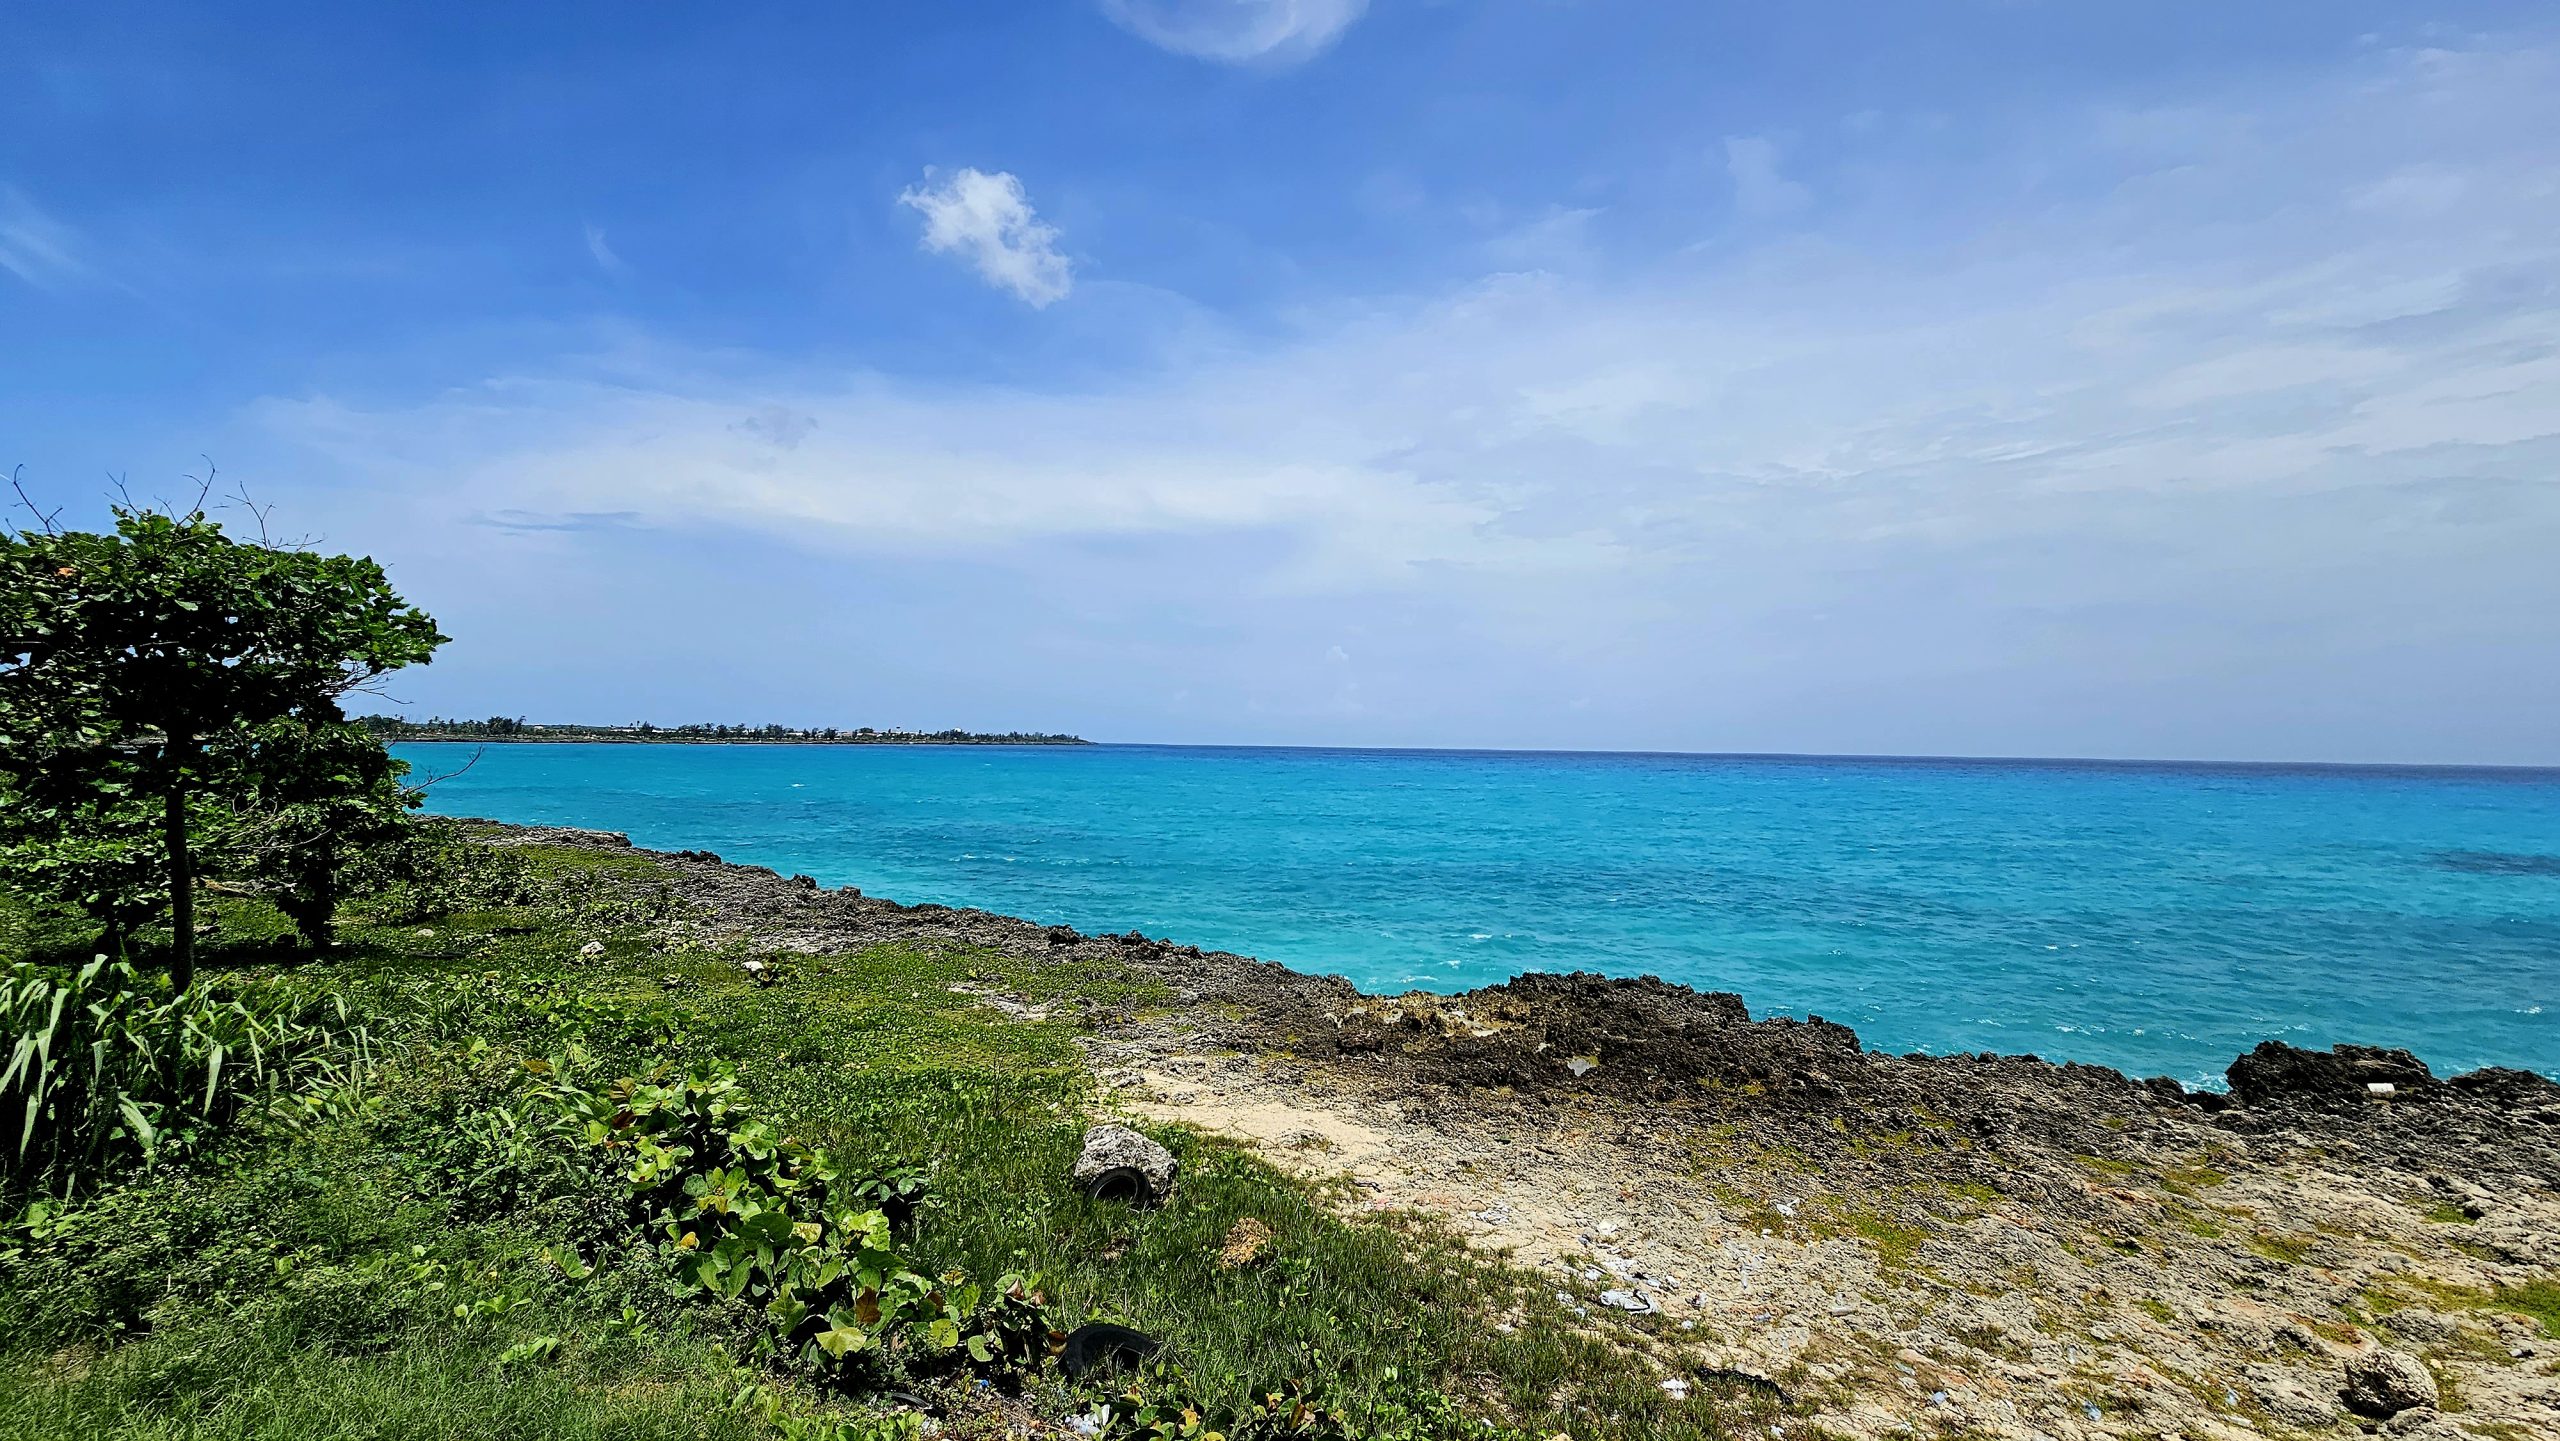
2 841 1742 1441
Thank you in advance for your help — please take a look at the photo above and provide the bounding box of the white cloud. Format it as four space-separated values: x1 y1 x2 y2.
732 404 816 450
897 168 1073 308
1722 135 1810 218
1101 0 1365 66
583 222 631 279
248 37 2560 758
0 187 95 291
1480 205 1603 271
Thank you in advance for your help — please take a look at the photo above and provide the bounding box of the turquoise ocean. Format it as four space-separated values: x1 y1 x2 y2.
397 743 2560 1088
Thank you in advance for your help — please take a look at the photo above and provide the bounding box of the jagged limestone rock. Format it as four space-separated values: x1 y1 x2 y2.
2343 1348 2440 1417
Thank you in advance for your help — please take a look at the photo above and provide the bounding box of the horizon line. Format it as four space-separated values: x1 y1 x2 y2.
381 724 2560 775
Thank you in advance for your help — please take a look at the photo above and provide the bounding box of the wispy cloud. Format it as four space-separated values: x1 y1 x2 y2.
0 186 96 291
251 37 2560 755
472 508 642 534
732 404 816 451
270 41 2560 589
1722 136 1809 218
583 222 632 279
897 167 1073 308
1100 0 1365 66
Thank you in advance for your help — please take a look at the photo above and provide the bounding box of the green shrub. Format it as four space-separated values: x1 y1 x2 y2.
339 822 691 930
340 821 546 922
1 957 364 1196
521 1057 1037 1390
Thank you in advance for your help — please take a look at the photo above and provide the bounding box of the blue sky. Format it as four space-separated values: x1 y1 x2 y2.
5 3 2558 763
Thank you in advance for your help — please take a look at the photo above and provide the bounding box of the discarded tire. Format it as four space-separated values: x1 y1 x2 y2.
1060 1322 1160 1379
1071 1124 1177 1206
1080 1166 1151 1203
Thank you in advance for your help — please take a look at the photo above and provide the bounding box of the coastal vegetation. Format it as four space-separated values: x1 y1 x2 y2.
0 822 1717 1441
2 500 446 990
0 505 1708 1439
358 717 1089 746
14 501 2558 1441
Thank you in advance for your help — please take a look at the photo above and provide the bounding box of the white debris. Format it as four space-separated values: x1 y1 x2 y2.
1566 1054 1601 1077
2367 1082 2397 1096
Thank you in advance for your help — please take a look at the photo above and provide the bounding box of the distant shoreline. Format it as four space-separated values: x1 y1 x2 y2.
364 716 1087 746
384 734 1091 746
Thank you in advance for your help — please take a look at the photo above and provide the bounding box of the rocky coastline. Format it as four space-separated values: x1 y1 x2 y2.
482 820 2560 1441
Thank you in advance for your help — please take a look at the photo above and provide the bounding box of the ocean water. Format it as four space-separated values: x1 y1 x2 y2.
396 743 2560 1088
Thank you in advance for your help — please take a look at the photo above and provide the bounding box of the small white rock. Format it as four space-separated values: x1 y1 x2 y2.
579 940 605 956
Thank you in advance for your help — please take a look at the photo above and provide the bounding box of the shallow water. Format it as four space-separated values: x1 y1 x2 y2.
398 743 2560 1087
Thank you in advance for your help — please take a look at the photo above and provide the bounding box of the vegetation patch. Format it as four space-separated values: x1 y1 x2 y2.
2157 1155 2233 1195
4 823 1757 1439
1818 1209 1930 1270
2403 1195 2480 1225
2484 1280 2560 1339
2245 1231 2319 1266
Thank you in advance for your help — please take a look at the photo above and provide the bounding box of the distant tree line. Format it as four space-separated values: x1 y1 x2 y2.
354 716 1088 745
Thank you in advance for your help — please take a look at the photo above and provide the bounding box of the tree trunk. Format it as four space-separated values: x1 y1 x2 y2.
283 860 337 953
164 746 196 993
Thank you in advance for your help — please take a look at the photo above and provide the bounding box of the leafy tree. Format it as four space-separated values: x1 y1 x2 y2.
235 704 416 951
0 771 175 957
0 504 446 988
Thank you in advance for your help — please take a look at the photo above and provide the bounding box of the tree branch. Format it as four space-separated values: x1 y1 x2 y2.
7 466 64 535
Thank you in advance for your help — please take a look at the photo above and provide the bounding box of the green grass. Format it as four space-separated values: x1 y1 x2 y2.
2157 1155 2231 1195
2245 1231 2319 1266
2485 1281 2560 1339
513 843 673 882
1818 1210 1928 1270
0 1326 759 1441
2 838 1752 1441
